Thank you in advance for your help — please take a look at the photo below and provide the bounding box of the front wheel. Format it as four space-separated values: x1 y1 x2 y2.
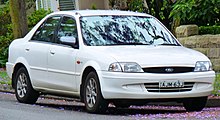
183 97 207 112
15 67 39 104
83 72 108 113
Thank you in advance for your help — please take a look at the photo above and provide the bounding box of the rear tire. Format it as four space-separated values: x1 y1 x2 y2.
83 72 108 113
183 97 207 112
15 67 39 104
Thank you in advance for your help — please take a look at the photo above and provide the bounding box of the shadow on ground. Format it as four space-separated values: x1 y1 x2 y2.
35 102 185 116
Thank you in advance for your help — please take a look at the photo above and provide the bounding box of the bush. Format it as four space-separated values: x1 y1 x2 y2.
0 3 11 36
0 3 12 67
0 34 13 67
170 0 220 26
213 74 220 96
127 0 147 13
28 9 52 28
199 26 220 35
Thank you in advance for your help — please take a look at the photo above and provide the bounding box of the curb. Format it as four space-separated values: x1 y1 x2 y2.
0 84 14 93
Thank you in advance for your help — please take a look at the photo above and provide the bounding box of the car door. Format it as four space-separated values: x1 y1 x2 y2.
26 16 61 88
47 16 78 92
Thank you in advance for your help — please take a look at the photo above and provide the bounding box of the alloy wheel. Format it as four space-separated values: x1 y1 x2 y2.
86 78 98 108
17 73 28 98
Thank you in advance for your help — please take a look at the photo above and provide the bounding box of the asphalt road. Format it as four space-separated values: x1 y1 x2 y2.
0 92 220 120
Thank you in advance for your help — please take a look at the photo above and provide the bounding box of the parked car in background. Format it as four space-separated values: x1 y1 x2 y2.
6 10 215 113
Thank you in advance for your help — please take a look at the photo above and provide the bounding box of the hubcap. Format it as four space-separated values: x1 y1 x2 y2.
17 73 28 98
86 78 97 108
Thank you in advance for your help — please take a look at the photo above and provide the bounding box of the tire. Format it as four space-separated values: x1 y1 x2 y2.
83 72 108 113
183 97 207 112
15 67 39 104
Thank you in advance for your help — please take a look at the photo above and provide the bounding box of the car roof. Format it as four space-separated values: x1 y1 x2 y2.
50 10 152 17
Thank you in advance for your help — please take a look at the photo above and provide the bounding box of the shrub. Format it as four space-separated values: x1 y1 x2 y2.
127 0 147 13
170 0 220 26
0 34 13 67
199 26 220 35
0 3 12 67
28 9 52 28
0 2 11 36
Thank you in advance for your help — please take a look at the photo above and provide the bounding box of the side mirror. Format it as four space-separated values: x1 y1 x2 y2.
60 36 76 47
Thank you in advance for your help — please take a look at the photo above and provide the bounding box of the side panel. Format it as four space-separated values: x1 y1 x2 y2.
47 44 78 92
24 41 49 87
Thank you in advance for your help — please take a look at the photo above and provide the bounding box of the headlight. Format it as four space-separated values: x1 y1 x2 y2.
108 62 144 72
194 61 212 72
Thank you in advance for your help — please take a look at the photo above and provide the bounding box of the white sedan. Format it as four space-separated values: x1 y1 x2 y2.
6 10 215 113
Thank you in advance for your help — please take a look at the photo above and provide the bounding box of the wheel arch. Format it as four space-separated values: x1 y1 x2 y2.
80 66 97 101
12 63 26 89
12 58 31 89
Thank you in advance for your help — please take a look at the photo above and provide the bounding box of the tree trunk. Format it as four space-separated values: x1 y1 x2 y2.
9 0 28 38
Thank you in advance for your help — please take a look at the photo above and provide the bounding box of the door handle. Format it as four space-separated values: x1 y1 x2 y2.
25 48 30 51
50 50 55 55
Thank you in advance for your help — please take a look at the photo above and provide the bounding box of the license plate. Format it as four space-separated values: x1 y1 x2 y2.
159 80 184 88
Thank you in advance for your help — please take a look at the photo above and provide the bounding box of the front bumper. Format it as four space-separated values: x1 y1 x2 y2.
98 71 215 99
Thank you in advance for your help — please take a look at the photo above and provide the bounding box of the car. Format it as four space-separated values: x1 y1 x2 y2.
6 10 215 113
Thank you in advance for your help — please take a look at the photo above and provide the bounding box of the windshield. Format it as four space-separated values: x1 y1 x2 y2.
80 15 180 46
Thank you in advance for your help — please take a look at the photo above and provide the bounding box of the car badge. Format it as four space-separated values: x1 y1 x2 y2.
165 68 174 72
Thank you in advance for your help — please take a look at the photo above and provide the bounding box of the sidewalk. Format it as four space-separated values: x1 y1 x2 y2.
0 83 219 107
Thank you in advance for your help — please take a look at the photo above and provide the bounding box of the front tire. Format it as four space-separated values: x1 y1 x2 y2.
15 67 39 104
83 72 108 113
183 97 207 112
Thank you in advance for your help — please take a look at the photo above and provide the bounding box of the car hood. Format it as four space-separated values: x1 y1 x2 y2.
87 46 210 67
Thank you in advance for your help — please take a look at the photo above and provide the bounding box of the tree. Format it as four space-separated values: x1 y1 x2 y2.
9 0 28 38
126 0 174 30
170 0 220 26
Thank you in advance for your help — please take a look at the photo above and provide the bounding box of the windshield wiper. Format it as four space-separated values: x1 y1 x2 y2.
106 42 151 46
159 43 180 46
121 42 150 45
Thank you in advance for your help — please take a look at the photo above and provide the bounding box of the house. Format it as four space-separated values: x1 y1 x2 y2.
36 0 112 11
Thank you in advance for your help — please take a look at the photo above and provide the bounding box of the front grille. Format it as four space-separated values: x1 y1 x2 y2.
142 67 194 73
144 82 194 93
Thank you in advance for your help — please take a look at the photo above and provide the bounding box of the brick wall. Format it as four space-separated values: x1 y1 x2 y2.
178 35 220 72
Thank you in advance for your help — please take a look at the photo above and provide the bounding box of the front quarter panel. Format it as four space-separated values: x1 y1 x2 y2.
75 48 117 91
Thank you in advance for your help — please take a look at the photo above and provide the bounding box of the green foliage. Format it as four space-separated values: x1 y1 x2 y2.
91 3 97 10
127 0 146 13
0 3 12 36
0 70 11 85
213 74 220 96
28 9 52 28
0 8 51 67
170 0 220 26
0 34 13 67
127 0 174 30
0 2 12 67
199 26 220 35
